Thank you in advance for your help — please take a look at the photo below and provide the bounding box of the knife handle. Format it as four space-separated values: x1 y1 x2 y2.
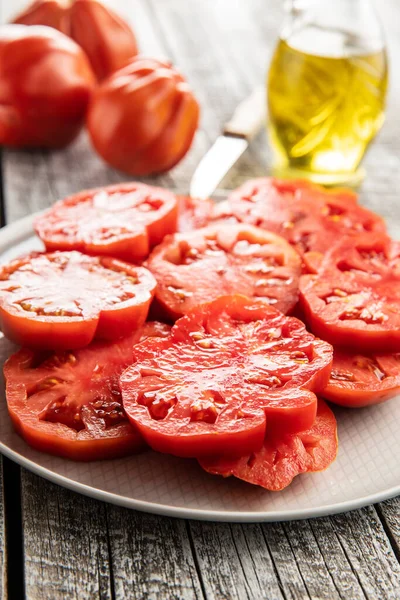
223 85 266 140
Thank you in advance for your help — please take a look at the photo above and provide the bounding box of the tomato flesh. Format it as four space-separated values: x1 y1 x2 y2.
3 321 170 460
0 251 156 349
34 182 178 262
120 296 333 458
199 399 337 491
177 195 214 232
300 234 400 352
323 350 400 407
146 224 302 318
211 178 386 265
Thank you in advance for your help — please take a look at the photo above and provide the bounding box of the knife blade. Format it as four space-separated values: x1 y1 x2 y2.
190 85 266 200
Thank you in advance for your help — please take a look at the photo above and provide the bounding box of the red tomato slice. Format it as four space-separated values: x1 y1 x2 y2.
3 321 171 460
211 178 386 264
199 399 337 491
323 350 400 407
300 234 400 352
120 296 333 458
0 251 156 349
177 195 214 232
34 182 178 262
146 224 302 318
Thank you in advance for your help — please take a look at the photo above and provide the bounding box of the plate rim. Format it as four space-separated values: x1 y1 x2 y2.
1 213 399 523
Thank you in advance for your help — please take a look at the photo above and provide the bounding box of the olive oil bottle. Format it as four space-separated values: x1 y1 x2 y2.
267 0 388 185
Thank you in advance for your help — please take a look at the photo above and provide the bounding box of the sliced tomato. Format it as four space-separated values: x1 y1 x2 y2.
323 350 400 407
120 296 333 458
300 234 400 352
34 182 178 262
177 195 214 232
3 321 171 460
199 399 337 491
146 224 302 318
211 178 386 265
0 251 156 349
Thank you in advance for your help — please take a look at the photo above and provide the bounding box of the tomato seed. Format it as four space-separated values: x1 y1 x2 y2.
196 339 214 349
330 370 355 382
283 221 294 229
167 286 193 300
189 332 204 341
190 400 219 424
149 397 176 420
354 356 386 380
36 377 64 391
290 351 309 364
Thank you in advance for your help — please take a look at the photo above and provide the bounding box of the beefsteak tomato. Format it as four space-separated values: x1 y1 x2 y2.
200 399 337 491
120 296 333 458
146 224 302 318
211 178 386 266
323 350 400 407
13 0 138 80
299 234 400 352
34 182 178 262
0 24 95 148
0 251 156 349
4 321 170 460
87 57 200 175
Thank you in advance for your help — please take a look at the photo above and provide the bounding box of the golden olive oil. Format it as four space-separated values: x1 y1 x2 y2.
267 38 388 185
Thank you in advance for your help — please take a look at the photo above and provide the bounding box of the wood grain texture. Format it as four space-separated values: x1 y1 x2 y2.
22 473 112 600
107 506 202 600
1 0 400 599
0 459 7 599
188 521 286 600
329 508 400 599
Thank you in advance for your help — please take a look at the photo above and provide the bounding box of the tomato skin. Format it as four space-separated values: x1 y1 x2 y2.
299 234 400 352
3 321 170 460
323 350 400 407
0 251 157 350
13 0 138 81
87 57 200 176
69 0 138 80
146 224 302 318
199 399 337 491
34 182 178 262
121 295 333 459
12 0 69 32
0 25 95 148
212 178 386 265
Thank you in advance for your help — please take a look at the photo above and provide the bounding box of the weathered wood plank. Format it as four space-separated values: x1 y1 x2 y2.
376 497 400 557
0 153 8 598
189 513 398 600
107 507 203 600
329 507 400 599
0 459 7 599
189 521 286 600
21 473 112 600
188 503 400 600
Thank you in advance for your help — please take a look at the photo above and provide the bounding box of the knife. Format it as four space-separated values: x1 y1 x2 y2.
190 85 266 200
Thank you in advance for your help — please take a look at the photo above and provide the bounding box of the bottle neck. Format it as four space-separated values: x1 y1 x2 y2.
283 0 385 56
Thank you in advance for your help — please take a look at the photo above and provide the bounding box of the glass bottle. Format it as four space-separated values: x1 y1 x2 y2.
267 0 388 186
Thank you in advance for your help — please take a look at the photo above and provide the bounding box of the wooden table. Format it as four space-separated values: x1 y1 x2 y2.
1 0 400 598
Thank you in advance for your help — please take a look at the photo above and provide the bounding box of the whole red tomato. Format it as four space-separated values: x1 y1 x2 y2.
13 0 139 81
87 57 200 176
0 25 96 148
